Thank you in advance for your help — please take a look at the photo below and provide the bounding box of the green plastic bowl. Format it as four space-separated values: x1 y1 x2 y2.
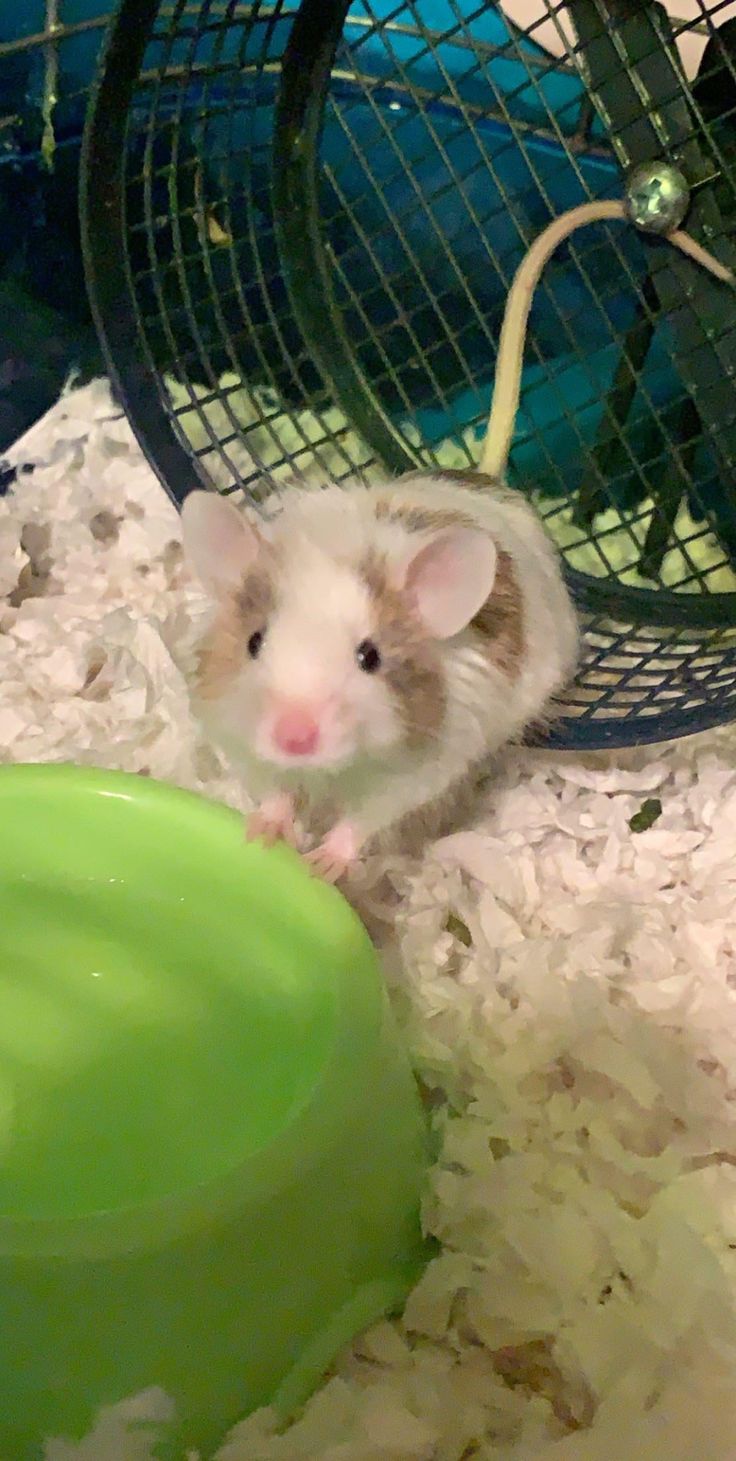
0 764 428 1459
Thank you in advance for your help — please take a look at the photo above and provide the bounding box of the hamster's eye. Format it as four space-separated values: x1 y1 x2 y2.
248 629 264 659
356 638 381 674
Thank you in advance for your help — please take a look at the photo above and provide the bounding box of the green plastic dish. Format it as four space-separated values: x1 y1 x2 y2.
0 763 428 1459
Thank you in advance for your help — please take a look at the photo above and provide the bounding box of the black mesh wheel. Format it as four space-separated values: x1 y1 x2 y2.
81 0 736 749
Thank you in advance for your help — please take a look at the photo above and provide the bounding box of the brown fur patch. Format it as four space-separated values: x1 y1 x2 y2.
374 496 476 535
397 466 504 491
390 767 485 852
373 491 525 679
235 567 274 628
195 569 274 701
471 548 525 677
362 552 447 746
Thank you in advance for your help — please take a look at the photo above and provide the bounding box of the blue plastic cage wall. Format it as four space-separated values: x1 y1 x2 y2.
0 2 112 449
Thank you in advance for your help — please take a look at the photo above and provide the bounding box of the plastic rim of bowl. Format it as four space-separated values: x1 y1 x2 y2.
0 762 392 1263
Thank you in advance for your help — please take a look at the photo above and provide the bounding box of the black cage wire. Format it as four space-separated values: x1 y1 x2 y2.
26 0 736 747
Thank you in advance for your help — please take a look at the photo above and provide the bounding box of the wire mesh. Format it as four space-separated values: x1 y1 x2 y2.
0 6 110 155
80 0 736 748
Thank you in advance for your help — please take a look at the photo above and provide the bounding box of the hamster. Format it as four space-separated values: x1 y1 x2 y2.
182 472 578 878
181 200 734 882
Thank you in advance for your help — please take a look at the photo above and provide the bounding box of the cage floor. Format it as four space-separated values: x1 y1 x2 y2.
2 380 736 1459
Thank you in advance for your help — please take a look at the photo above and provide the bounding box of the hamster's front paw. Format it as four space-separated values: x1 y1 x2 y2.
305 821 361 884
245 793 298 848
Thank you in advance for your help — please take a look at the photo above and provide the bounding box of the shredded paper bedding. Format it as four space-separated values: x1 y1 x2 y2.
3 381 736 1461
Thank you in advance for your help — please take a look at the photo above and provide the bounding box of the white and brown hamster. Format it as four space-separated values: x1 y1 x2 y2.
182 470 578 881
181 201 734 882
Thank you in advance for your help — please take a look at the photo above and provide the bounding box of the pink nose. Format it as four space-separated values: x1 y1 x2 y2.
272 706 320 757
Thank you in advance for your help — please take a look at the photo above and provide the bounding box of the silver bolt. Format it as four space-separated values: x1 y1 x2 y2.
624 161 690 235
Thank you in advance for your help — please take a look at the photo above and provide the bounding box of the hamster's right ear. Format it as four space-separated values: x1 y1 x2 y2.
180 491 261 597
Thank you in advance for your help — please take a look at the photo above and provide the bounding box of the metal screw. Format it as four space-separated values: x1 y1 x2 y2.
624 161 690 235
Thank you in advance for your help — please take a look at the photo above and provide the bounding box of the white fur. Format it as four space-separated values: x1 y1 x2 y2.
188 478 579 850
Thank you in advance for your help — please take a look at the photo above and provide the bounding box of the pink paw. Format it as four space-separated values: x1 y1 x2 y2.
304 822 361 884
245 795 298 849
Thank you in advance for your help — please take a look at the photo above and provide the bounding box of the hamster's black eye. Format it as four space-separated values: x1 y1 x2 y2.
356 638 381 674
248 629 264 659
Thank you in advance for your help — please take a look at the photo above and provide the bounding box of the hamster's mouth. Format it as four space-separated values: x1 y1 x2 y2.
257 742 354 773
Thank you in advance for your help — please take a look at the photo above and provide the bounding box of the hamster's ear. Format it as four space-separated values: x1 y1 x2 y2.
180 491 261 597
403 528 498 638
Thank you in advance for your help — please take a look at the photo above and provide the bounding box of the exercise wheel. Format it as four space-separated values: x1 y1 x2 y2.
81 0 736 748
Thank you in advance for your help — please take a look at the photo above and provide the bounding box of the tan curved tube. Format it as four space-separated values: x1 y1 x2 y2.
479 198 735 481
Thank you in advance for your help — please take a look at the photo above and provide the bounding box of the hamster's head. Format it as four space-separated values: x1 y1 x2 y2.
181 490 498 773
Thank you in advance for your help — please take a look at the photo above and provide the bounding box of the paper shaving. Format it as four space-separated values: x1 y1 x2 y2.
2 381 736 1459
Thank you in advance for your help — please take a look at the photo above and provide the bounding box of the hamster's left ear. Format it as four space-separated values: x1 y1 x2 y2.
402 527 498 638
180 490 262 598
